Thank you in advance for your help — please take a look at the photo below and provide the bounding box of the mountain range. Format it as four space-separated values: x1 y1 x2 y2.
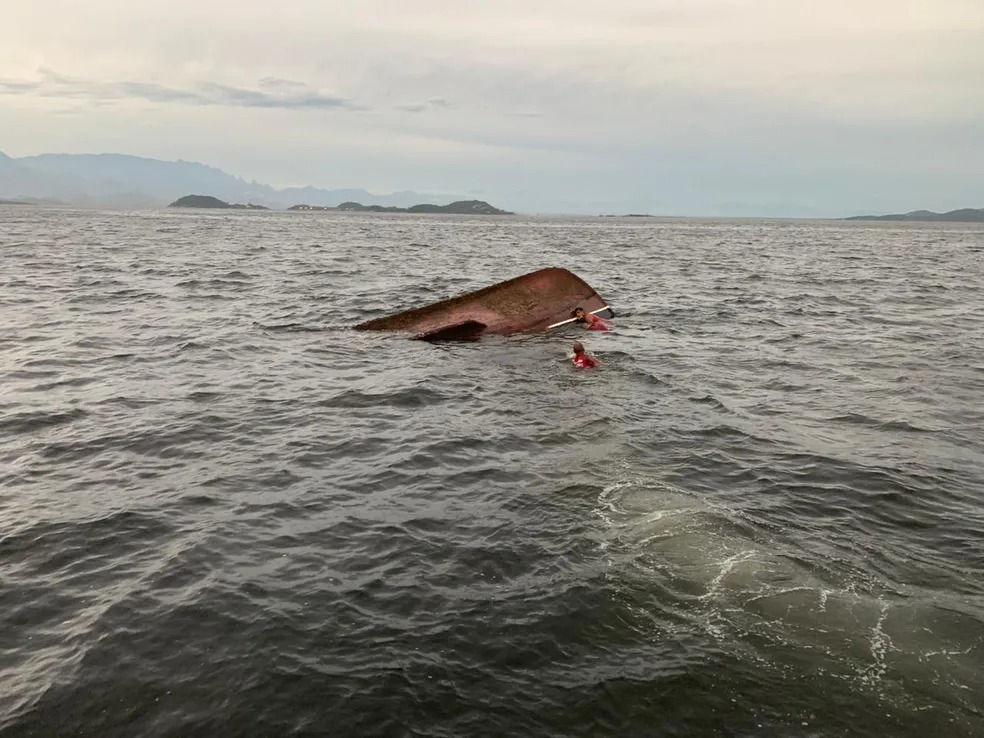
0 151 466 210
844 208 984 223
3 151 981 219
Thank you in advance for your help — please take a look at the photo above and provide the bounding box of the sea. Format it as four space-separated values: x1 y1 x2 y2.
1 206 983 737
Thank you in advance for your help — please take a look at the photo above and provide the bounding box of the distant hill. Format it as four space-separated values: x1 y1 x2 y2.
169 195 269 210
845 208 984 222
335 200 513 215
169 197 511 214
0 151 76 200
0 151 468 210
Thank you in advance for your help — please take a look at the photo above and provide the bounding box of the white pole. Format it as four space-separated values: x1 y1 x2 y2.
547 306 610 330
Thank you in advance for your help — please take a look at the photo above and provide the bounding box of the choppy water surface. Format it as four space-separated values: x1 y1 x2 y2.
2 206 983 737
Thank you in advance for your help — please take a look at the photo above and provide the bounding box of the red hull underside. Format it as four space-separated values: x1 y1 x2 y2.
354 267 613 340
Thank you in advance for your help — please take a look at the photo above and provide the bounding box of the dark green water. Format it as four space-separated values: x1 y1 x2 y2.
2 208 982 736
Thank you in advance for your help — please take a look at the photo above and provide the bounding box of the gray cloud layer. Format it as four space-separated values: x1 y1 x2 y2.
2 0 983 214
1 70 357 111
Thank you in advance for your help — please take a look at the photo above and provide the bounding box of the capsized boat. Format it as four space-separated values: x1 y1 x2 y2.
353 267 614 341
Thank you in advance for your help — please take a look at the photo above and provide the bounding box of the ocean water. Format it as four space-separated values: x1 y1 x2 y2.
1 206 983 737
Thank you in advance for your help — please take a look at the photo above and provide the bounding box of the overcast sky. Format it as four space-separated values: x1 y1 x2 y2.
2 0 983 214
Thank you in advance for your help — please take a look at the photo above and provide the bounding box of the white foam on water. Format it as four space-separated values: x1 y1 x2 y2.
591 469 984 724
702 550 760 602
859 598 895 687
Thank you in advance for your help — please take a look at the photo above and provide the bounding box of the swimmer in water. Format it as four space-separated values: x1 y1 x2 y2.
573 307 612 331
571 341 601 369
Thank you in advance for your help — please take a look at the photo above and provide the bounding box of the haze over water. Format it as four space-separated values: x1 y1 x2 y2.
2 207 983 737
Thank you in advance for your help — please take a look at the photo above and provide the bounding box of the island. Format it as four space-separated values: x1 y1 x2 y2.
0 198 30 205
291 199 513 215
168 195 269 210
844 208 984 223
168 194 511 214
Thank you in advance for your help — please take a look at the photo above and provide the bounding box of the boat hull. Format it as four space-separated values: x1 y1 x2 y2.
353 267 613 340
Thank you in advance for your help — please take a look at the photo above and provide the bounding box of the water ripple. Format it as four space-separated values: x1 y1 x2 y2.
1 209 983 736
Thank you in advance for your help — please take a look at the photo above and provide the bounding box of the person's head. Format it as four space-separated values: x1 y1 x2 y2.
573 307 586 319
573 341 585 354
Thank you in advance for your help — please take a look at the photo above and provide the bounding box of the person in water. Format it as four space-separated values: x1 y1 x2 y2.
571 341 601 369
573 307 612 331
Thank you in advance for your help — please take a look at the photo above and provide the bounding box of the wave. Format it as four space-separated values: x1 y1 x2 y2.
0 407 88 435
3 209 983 737
819 412 936 433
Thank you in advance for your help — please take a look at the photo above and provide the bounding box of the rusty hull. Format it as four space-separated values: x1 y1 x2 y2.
353 267 613 340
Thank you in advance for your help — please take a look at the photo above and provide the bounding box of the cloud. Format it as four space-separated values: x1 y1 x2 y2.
393 98 455 114
0 69 358 111
3 2 982 128
1 0 982 213
0 79 42 93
